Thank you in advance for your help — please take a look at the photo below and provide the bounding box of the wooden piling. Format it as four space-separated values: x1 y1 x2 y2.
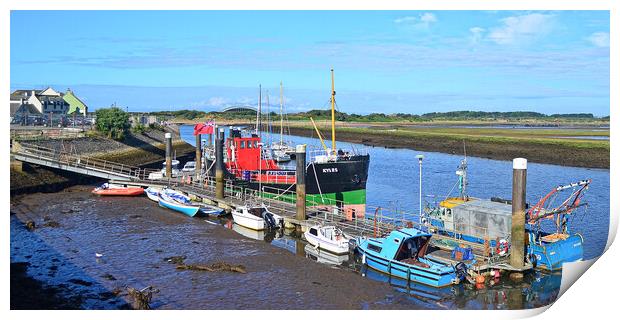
215 129 225 199
195 133 202 179
295 144 307 221
165 133 172 178
510 158 527 269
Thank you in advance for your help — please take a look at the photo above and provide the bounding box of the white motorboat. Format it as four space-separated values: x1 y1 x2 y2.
304 225 351 255
232 204 283 231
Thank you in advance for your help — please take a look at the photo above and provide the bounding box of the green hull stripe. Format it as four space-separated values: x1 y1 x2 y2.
259 189 366 206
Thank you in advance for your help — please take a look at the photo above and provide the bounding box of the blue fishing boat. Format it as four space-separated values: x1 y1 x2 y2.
355 228 473 288
158 191 200 217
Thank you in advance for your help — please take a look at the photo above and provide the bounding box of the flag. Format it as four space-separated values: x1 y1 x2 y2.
193 120 215 135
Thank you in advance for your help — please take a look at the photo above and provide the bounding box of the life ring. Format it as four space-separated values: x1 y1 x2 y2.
496 239 509 256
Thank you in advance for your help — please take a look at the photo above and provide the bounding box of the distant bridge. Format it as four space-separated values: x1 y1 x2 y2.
220 105 257 113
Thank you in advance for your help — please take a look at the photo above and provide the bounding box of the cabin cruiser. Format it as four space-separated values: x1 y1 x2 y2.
232 203 284 231
355 228 473 287
304 225 351 255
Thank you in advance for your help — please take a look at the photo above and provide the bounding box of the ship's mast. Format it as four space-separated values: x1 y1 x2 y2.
256 84 262 137
279 81 284 146
330 68 336 155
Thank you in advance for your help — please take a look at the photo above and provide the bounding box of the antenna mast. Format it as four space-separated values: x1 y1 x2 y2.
280 81 284 146
256 85 262 137
330 68 336 155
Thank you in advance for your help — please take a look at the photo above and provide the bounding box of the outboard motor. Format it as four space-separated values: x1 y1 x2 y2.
454 262 468 282
262 211 277 229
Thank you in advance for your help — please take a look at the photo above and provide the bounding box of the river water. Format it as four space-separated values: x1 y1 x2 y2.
180 125 610 260
9 126 609 310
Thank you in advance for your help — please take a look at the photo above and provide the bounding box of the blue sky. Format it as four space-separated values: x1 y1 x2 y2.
10 10 610 116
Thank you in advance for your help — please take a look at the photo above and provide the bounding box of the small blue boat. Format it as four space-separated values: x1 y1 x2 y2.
355 228 473 288
158 191 200 217
198 204 225 216
158 189 225 217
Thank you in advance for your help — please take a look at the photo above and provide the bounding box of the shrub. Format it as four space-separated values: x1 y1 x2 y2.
95 107 129 140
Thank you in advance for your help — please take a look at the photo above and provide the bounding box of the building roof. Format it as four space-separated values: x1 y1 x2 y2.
10 103 43 116
10 90 36 101
63 90 88 114
38 87 61 96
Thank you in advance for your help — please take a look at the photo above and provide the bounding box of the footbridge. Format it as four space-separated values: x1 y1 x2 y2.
11 142 157 181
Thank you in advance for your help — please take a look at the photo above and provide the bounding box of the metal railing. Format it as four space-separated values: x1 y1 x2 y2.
13 142 160 181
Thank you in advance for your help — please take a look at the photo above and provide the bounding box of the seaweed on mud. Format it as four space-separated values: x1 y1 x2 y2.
42 221 60 228
163 255 186 264
25 220 36 231
176 262 247 274
127 286 159 310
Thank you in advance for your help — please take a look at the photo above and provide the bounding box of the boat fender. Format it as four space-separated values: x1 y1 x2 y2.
496 239 510 256
362 253 366 265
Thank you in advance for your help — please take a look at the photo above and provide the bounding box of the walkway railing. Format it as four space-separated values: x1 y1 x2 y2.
12 142 160 181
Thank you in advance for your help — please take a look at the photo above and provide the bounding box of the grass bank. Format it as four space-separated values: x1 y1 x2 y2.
286 122 609 169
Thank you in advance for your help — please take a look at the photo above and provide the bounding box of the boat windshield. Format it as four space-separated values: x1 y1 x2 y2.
395 236 430 262
248 207 267 217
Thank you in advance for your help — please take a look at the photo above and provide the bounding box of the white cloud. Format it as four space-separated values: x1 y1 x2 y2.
420 13 437 24
394 13 437 29
587 32 609 47
488 13 555 45
469 27 485 44
394 16 417 24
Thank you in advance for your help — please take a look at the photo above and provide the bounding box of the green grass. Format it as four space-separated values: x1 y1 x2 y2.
291 123 610 150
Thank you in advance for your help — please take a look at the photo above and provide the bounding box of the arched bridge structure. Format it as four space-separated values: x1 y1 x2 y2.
220 105 257 113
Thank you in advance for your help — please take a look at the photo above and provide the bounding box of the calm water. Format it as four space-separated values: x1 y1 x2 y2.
180 125 609 260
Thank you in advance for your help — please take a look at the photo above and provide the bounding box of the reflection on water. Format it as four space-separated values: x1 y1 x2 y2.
304 244 350 266
223 212 561 310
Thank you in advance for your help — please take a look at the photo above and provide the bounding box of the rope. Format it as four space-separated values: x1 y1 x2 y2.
271 183 295 201
311 162 325 203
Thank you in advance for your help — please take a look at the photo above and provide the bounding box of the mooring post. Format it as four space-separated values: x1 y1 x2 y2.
510 158 527 270
165 132 172 179
215 128 225 199
195 133 202 180
295 144 307 221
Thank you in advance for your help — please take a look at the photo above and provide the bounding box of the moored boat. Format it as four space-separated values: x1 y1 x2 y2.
158 191 200 217
92 183 144 196
145 186 162 202
355 228 472 288
198 204 226 216
304 225 351 255
208 70 370 218
232 204 283 231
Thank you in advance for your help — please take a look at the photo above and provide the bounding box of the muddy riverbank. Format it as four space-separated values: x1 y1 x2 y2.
10 186 419 310
285 126 609 169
